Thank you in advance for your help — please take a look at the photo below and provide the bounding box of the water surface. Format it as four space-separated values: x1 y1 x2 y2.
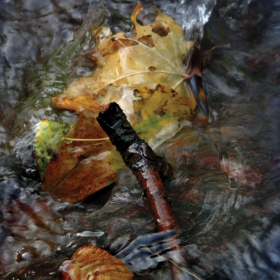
1 0 280 279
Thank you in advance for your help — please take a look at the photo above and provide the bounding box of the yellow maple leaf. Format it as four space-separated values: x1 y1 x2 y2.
53 2 197 118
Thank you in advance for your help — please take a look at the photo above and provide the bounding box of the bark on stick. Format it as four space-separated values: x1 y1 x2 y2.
97 102 192 280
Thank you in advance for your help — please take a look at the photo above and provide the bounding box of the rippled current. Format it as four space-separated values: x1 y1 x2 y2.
1 0 280 279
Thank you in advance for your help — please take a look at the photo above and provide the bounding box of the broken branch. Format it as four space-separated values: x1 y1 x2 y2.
97 102 192 279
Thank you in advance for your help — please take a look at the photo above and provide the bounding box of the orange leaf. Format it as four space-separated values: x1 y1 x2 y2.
42 111 118 203
60 245 133 280
53 93 100 114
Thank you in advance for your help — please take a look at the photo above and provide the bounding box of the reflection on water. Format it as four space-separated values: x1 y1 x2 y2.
1 0 280 279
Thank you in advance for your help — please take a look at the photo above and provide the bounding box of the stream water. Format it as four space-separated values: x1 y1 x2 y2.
1 0 280 279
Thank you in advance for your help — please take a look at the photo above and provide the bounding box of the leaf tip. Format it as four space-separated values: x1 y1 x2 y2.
131 2 144 26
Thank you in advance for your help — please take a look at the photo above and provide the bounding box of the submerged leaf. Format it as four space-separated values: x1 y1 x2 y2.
34 120 72 178
60 245 133 280
108 84 194 173
41 3 199 202
132 84 194 149
42 111 118 203
52 2 196 118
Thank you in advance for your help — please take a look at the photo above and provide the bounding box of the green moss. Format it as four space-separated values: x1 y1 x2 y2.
34 120 73 178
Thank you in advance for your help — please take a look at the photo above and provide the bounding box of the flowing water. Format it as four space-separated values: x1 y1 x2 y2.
1 0 280 279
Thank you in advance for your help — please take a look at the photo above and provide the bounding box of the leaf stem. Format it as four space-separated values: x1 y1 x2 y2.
62 137 109 142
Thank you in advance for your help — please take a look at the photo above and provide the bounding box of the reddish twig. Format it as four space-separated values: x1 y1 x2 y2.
97 102 191 279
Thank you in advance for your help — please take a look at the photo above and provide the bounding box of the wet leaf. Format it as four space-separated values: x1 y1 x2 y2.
42 84 194 202
34 120 72 178
42 111 118 203
52 2 196 116
42 3 198 202
60 245 133 280
132 84 193 148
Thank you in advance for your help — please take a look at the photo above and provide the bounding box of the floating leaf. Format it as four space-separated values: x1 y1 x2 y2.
60 245 133 280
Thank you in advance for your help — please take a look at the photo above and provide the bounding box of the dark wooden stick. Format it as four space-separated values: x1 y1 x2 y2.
97 102 191 279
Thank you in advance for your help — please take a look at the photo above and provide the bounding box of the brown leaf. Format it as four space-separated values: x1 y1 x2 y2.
42 111 118 203
43 3 198 202
60 245 133 280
